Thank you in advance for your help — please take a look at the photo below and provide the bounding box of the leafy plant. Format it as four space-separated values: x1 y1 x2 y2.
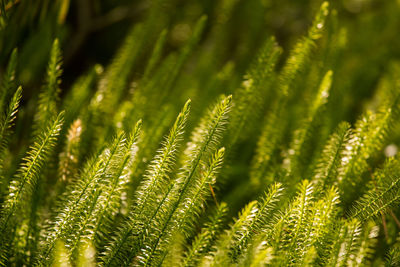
1 0 400 266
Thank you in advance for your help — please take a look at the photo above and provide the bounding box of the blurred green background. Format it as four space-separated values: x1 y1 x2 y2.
1 0 400 119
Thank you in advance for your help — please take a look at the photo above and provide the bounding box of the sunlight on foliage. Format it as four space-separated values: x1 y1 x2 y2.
1 0 400 266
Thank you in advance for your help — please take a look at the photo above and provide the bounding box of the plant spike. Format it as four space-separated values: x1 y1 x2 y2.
40 132 127 264
33 39 62 133
284 70 333 181
0 111 64 259
230 183 283 261
0 86 22 176
326 219 362 266
91 120 142 247
312 122 351 190
349 156 400 222
137 95 232 266
207 201 259 266
176 147 225 236
182 202 228 267
227 36 281 147
101 100 191 266
250 2 330 187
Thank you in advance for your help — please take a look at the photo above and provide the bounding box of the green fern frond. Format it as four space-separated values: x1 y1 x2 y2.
304 187 340 265
134 100 190 218
385 245 400 267
230 183 283 261
0 86 22 175
348 221 378 266
58 119 83 185
284 70 333 180
280 2 329 96
100 100 190 266
61 131 130 257
279 180 315 265
250 2 330 187
34 39 62 133
208 201 259 266
176 147 225 236
91 120 142 247
338 87 400 203
0 111 64 257
182 202 228 267
136 95 232 266
326 219 362 267
40 132 126 263
349 156 400 222
312 122 351 190
2 1 400 265
227 37 281 146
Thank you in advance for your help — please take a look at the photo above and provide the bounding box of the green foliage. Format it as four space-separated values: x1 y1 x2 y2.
1 0 400 266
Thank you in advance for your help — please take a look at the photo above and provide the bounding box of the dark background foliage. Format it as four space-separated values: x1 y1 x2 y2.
2 0 399 111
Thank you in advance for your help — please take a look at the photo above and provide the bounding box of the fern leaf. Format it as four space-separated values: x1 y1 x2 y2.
33 39 62 133
250 2 330 187
40 132 126 263
230 183 283 261
101 100 191 266
182 202 228 267
59 132 129 257
312 122 351 190
284 70 333 179
134 100 190 218
176 147 225 236
91 120 141 246
385 245 400 267
208 201 259 266
281 180 315 265
0 86 22 176
0 111 64 252
137 95 232 266
227 36 281 146
0 48 17 111
349 156 400 222
338 88 400 203
327 219 362 267
348 221 378 266
58 119 83 184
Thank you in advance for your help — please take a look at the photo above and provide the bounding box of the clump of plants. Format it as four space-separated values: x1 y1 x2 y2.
1 0 400 266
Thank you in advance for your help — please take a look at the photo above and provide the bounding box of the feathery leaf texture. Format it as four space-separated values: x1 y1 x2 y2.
34 39 63 133
0 111 64 238
1 1 400 266
250 2 330 187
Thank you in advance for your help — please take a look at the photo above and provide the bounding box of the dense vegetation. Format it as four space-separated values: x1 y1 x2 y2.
1 0 400 266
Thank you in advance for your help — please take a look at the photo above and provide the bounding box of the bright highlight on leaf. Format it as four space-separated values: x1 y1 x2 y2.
1 0 400 266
